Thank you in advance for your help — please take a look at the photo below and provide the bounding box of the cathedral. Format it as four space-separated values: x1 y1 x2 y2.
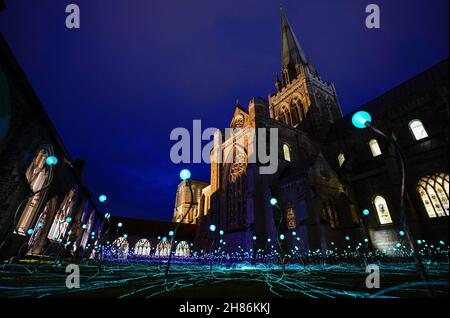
180 9 449 256
0 6 448 261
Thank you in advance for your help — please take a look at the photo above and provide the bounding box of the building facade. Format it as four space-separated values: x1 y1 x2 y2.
193 10 449 256
0 33 106 260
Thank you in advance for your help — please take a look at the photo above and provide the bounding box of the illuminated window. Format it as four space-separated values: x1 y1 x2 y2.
338 153 345 167
369 139 382 157
286 204 296 230
16 149 51 235
417 173 449 218
134 239 151 256
373 195 393 224
112 237 129 259
283 144 291 162
175 241 190 257
409 119 428 141
155 240 171 257
48 188 77 241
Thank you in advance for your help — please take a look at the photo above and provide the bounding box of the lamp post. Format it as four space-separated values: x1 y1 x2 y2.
165 169 194 278
270 197 286 275
352 111 431 294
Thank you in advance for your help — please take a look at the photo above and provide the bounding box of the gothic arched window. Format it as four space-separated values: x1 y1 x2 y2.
417 173 449 218
155 240 171 257
283 144 292 162
16 148 52 235
48 187 77 241
409 119 428 141
112 237 129 259
175 241 190 257
337 153 345 167
290 102 300 126
286 204 296 230
369 139 382 157
134 239 151 256
373 195 393 225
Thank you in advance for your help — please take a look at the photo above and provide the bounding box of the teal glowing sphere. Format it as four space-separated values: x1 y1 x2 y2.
362 209 370 216
292 231 297 236
82 224 87 229
279 234 285 240
396 243 402 248
98 194 107 203
27 229 34 235
219 230 224 235
417 240 422 244
439 240 445 245
45 156 58 166
364 238 369 243
169 230 174 236
267 238 271 242
162 237 167 242
179 169 191 181
399 230 405 237
351 111 371 129
65 216 72 223
345 236 350 241
269 197 278 206
209 224 216 232
117 222 123 228
37 222 43 228
123 234 128 239
91 231 95 235
252 236 257 241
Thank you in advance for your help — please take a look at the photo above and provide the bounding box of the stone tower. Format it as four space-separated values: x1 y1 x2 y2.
269 8 342 140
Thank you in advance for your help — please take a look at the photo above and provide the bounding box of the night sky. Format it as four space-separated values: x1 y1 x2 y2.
0 0 448 221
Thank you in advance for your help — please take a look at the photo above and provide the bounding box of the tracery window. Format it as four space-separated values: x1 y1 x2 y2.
175 241 190 257
155 240 171 257
16 149 51 235
373 195 393 225
417 173 449 218
112 237 129 259
134 239 151 256
48 188 77 241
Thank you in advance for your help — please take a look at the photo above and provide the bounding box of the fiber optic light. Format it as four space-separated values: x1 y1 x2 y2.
82 224 87 229
66 216 72 223
123 234 128 239
209 224 216 232
27 229 34 235
345 236 350 241
117 222 123 228
179 169 191 181
362 209 370 216
169 230 174 236
37 222 43 228
45 156 58 166
270 197 278 206
351 111 371 129
219 230 224 235
439 240 445 245
399 230 405 237
252 236 257 241
99 194 107 203
279 234 285 240
292 231 297 236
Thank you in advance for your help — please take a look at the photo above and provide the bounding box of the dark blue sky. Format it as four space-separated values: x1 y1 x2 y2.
0 0 448 220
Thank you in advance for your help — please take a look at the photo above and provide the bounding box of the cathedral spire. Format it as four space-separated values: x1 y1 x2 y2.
280 7 308 84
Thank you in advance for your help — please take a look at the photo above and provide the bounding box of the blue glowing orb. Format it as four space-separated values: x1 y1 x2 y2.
362 209 370 216
364 238 369 243
82 224 87 229
219 230 224 235
91 231 95 235
98 194 107 203
292 231 297 236
396 243 402 248
117 222 123 228
45 156 58 166
209 224 216 232
399 230 405 237
123 234 128 239
269 197 278 206
345 236 350 241
179 169 191 181
439 240 445 245
27 229 34 235
169 230 174 236
65 216 72 223
279 234 285 240
267 238 271 242
252 236 257 241
351 111 371 129
417 240 422 244
37 222 43 228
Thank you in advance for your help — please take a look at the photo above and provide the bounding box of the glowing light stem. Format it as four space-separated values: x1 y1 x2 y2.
165 179 194 279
